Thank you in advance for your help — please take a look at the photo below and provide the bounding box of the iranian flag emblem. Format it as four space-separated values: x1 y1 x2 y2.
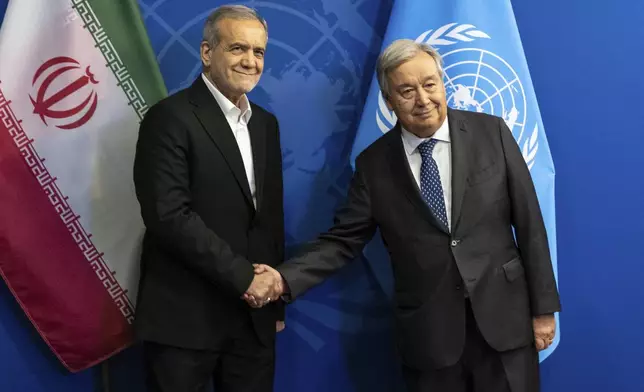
0 0 166 372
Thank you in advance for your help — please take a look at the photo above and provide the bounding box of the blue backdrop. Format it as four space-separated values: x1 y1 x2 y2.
1 1 643 391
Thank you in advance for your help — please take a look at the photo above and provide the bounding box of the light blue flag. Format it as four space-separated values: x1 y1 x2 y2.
351 0 560 361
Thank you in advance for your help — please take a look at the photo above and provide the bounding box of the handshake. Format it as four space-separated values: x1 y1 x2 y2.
242 264 286 308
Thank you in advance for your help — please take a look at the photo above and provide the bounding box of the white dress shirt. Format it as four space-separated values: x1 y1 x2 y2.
400 117 452 229
202 74 256 208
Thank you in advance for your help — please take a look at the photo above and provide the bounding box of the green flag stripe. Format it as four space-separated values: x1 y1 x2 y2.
72 0 167 118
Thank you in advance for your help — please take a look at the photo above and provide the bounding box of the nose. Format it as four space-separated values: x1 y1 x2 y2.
240 50 257 69
416 88 431 107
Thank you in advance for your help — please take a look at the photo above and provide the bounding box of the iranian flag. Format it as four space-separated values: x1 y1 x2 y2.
0 0 166 372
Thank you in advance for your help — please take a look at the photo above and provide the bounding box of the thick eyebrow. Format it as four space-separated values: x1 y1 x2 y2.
396 75 439 91
395 70 440 89
423 74 439 83
228 42 265 52
396 83 414 90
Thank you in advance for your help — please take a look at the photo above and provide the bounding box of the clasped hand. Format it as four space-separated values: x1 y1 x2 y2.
242 264 284 308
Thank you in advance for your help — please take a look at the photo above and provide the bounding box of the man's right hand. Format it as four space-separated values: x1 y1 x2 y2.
242 264 284 308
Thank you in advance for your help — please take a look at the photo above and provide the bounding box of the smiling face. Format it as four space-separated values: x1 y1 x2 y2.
200 18 267 105
385 51 448 138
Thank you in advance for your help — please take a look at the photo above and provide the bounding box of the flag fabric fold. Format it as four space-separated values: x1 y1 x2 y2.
0 0 166 371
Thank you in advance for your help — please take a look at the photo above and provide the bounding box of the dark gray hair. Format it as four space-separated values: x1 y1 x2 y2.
376 39 443 97
202 5 268 47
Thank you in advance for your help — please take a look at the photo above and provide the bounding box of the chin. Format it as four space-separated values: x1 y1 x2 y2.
423 118 439 127
240 81 259 92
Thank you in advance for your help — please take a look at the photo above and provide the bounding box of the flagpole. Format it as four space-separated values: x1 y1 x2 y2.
101 361 111 392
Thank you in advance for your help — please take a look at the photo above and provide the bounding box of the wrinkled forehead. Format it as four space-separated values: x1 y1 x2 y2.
389 56 441 87
217 18 267 46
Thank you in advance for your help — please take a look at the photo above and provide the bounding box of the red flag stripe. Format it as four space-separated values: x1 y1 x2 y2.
0 83 133 372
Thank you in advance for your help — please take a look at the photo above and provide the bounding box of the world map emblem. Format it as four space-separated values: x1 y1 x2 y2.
377 23 539 169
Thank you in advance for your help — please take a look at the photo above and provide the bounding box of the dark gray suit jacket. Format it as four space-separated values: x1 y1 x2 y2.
278 108 560 370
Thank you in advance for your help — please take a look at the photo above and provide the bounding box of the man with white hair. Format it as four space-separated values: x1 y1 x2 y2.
250 39 560 391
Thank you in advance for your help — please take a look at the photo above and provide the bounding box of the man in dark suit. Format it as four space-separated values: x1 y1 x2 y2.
248 39 561 392
132 5 285 392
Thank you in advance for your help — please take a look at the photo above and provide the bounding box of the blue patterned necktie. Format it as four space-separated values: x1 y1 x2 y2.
417 139 449 230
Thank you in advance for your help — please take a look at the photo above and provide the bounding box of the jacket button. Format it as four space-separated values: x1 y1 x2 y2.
451 239 460 247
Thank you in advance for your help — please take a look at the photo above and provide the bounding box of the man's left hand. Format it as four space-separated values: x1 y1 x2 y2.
276 321 285 333
533 314 556 351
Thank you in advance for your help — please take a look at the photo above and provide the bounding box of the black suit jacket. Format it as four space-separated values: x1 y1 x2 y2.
132 77 285 350
279 109 560 370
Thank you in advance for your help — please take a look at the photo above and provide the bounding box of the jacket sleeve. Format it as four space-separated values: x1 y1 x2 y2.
499 116 561 316
278 156 378 299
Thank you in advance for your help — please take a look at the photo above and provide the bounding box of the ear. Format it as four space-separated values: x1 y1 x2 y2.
200 41 212 67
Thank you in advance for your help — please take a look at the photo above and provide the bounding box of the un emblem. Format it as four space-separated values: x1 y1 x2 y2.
376 23 539 170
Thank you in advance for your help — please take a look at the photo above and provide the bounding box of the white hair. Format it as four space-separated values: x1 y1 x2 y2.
202 5 267 47
376 39 443 97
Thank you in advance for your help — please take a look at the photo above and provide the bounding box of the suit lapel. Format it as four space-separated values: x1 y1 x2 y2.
448 109 470 235
189 78 254 208
387 125 449 233
248 113 266 212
